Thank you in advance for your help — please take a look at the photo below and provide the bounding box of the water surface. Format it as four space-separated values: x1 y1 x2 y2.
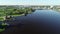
2 10 60 34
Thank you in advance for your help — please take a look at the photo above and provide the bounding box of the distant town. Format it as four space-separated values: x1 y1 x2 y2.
0 5 60 12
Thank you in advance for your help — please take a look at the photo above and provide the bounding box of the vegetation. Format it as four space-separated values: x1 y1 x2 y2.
0 28 5 32
0 6 34 20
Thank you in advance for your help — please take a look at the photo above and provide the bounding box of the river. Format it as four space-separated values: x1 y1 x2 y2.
1 10 60 34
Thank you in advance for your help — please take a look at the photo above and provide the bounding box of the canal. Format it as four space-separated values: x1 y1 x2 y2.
1 10 60 34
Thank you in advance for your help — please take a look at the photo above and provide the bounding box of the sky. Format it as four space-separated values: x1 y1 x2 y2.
0 0 60 5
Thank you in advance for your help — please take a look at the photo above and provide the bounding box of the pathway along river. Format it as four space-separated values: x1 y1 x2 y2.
1 10 60 34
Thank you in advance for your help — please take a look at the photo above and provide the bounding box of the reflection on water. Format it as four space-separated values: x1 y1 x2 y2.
2 10 60 34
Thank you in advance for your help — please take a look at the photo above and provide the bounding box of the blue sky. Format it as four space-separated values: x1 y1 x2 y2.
0 0 60 5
